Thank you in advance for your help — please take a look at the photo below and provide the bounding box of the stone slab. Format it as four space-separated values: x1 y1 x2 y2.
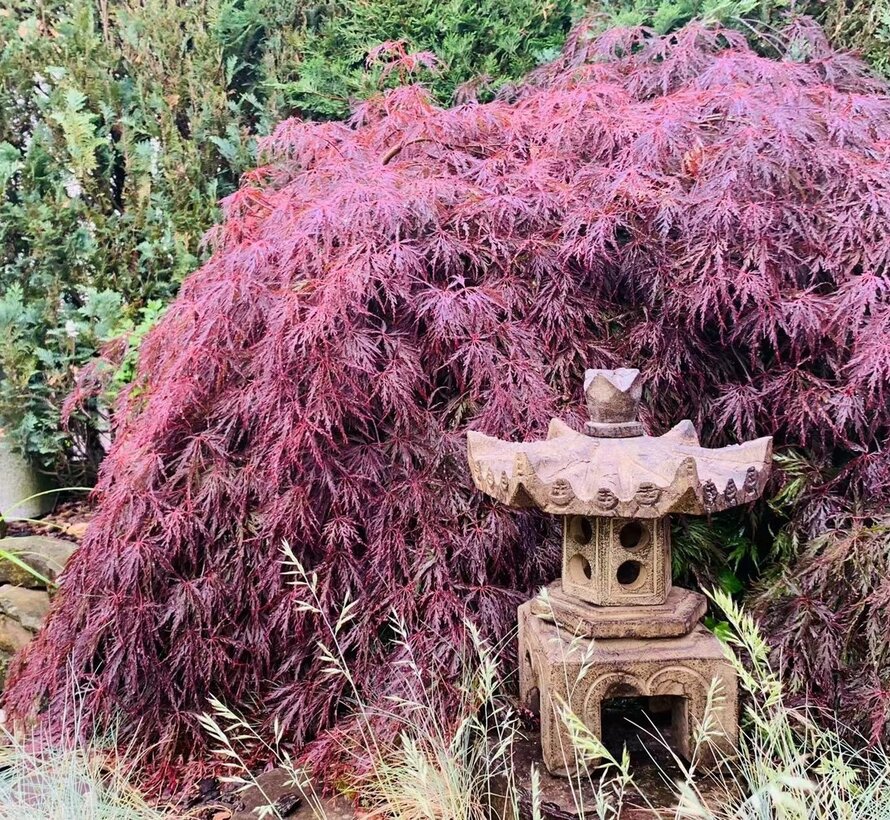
530 582 707 639
0 536 75 587
232 768 354 819
0 585 51 632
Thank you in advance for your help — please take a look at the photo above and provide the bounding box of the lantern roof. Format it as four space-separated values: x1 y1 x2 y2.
467 369 772 518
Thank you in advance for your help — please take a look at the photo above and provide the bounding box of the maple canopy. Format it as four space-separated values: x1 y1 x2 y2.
6 19 890 783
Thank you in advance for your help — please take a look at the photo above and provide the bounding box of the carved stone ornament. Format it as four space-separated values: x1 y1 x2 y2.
467 368 772 518
466 367 772 779
519 606 738 776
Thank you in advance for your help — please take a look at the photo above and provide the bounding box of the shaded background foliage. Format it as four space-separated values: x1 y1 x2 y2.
601 0 890 75
0 0 259 480
5 17 890 787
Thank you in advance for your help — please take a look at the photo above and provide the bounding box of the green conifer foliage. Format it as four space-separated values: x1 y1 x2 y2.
288 0 581 116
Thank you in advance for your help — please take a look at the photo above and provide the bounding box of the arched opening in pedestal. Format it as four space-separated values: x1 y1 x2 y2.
600 695 689 767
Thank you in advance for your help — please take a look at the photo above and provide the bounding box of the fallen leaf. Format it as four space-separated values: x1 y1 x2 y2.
65 522 89 540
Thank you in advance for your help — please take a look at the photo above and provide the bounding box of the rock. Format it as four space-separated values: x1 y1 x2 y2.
0 585 51 631
63 521 89 540
0 615 33 689
0 615 33 654
299 796 354 820
235 769 302 818
0 536 76 587
0 654 11 690
232 768 354 819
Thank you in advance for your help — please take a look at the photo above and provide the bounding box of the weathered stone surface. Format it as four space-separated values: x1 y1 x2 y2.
63 521 89 540
232 768 354 819
293 796 353 820
466 368 772 518
0 436 51 520
0 615 33 689
0 585 51 631
234 769 302 818
0 536 75 587
561 515 672 606
518 606 738 778
530 582 707 639
466 368 765 779
0 614 33 654
584 368 645 438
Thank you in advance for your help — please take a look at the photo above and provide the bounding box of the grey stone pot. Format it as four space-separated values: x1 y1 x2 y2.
0 435 51 520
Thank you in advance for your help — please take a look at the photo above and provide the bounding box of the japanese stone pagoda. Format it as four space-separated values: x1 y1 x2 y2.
467 368 772 775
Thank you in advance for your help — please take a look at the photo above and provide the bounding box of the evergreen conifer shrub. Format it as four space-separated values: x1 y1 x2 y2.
6 18 890 784
595 0 890 78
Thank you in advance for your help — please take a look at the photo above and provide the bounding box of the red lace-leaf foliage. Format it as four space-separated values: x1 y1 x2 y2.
366 40 444 81
7 19 890 785
755 517 890 746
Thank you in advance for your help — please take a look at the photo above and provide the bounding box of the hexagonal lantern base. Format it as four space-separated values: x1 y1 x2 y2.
529 581 707 639
518 599 738 777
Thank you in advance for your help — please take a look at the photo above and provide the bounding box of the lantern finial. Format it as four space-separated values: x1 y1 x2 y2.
583 368 644 437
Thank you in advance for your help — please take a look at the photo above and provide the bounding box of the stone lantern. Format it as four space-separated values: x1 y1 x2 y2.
467 368 772 775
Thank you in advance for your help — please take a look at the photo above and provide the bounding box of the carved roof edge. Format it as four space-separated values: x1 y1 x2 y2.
467 426 773 518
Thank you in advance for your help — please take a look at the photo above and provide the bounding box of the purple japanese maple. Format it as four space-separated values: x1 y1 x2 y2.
6 18 890 785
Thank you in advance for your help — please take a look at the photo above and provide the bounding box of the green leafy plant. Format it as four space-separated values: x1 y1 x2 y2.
817 0 890 77
596 0 789 32
593 0 890 80
287 0 583 116
0 0 262 481
0 281 128 481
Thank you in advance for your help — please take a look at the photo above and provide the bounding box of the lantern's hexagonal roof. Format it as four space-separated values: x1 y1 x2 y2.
467 369 772 518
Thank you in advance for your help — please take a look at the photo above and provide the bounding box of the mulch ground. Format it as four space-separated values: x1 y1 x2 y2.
4 498 94 544
174 770 355 819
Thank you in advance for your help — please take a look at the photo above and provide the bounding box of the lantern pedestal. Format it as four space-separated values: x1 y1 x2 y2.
490 728 728 819
529 581 707 639
518 598 738 777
